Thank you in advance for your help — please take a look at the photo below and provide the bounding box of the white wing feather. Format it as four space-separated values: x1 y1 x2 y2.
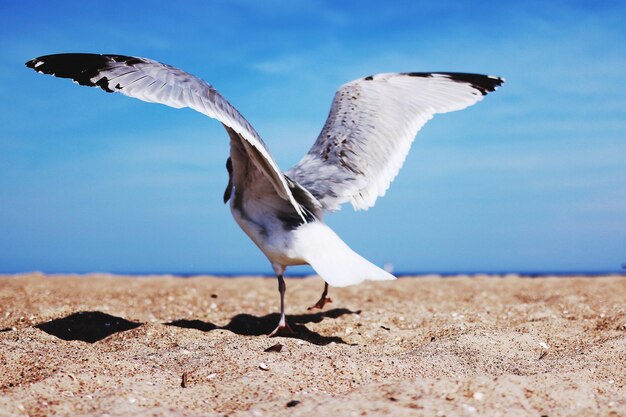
26 53 309 221
287 72 504 211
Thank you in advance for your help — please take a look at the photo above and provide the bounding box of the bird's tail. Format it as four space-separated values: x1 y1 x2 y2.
293 222 396 287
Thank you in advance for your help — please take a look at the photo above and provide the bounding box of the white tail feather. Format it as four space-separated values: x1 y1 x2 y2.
293 222 396 287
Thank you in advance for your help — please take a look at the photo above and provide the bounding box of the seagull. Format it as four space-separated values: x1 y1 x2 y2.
26 53 504 336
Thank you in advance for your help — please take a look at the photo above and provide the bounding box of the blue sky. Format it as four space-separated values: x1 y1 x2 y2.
1 1 625 274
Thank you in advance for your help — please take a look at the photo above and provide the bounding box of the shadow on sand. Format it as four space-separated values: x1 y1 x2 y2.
35 311 142 343
34 308 358 346
167 308 360 345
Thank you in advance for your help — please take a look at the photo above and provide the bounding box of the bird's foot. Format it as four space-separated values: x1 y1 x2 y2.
307 296 332 310
268 319 294 337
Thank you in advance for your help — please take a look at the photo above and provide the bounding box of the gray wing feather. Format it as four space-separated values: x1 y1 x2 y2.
26 53 309 220
286 72 504 212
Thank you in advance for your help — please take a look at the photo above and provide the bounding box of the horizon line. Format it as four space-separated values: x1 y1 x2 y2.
3 269 625 278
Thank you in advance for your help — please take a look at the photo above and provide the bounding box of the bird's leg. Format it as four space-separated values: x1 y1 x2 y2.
307 282 332 310
269 274 294 336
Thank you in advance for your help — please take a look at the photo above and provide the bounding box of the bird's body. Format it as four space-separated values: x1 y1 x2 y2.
227 132 394 286
26 53 503 335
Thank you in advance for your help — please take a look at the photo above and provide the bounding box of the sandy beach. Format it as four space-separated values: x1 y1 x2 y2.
0 273 624 416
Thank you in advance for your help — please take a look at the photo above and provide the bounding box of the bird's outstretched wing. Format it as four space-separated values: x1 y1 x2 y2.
286 72 504 212
25 53 310 221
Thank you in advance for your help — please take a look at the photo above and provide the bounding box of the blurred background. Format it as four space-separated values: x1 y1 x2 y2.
1 1 624 275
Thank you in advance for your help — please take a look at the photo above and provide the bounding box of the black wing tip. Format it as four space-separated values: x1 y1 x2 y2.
407 72 504 95
25 58 38 69
24 53 146 93
26 53 104 70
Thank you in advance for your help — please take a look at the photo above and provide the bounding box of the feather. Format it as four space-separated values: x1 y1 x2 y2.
286 72 504 212
25 53 309 221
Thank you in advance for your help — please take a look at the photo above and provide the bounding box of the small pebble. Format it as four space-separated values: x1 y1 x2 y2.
286 400 300 407
264 343 283 353
259 362 269 371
